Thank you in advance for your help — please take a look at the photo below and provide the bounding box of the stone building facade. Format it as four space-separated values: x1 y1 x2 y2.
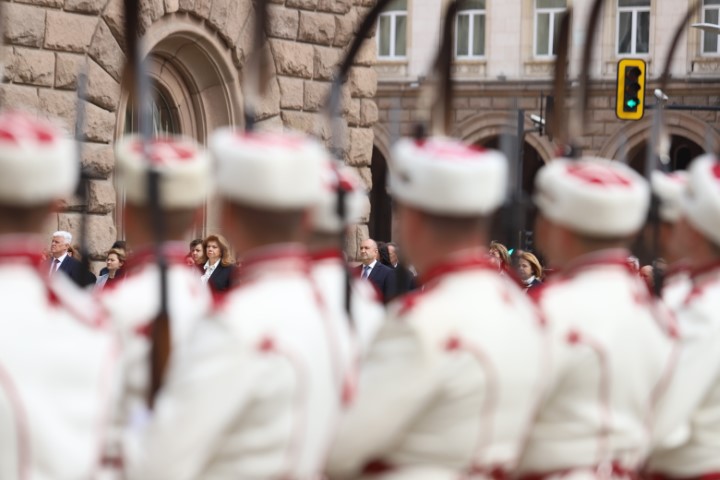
369 0 720 242
1 0 378 268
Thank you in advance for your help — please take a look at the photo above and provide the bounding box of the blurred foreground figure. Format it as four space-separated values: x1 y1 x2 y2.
327 137 547 479
128 130 356 480
517 158 677 478
100 135 213 475
0 111 117 479
646 155 720 478
308 161 384 353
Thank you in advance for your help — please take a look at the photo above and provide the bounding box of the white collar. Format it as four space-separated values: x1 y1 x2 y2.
54 252 68 264
524 275 536 285
204 259 220 270
364 260 377 269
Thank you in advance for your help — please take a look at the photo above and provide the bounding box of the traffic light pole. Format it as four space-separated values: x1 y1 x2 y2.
647 104 720 112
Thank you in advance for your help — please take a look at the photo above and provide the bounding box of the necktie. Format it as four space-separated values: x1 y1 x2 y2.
362 265 371 280
52 258 61 275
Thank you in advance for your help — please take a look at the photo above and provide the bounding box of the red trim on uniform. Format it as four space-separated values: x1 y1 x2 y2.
683 261 720 307
362 459 396 475
646 473 720 480
308 248 344 262
0 245 46 270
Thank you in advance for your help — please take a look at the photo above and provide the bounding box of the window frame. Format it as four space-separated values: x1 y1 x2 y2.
377 9 408 60
616 0 651 56
533 0 567 58
702 0 720 56
454 6 486 60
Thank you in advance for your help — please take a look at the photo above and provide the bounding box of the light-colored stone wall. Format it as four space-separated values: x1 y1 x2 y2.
1 0 379 266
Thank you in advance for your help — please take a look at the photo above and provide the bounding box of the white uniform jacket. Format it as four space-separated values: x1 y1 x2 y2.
647 262 720 478
517 250 678 478
309 248 384 356
127 244 356 480
99 243 213 469
0 236 119 480
326 253 548 480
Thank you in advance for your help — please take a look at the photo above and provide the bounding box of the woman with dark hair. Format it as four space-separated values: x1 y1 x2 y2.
516 251 543 292
201 234 235 292
377 241 392 268
95 248 126 290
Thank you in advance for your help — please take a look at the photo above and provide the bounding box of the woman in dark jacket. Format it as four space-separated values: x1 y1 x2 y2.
200 234 235 292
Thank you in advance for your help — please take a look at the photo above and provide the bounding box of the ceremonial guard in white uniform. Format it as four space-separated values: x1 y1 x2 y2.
0 111 118 479
127 129 356 480
516 158 678 478
326 137 548 479
308 161 384 354
99 135 213 473
646 155 720 479
649 170 691 310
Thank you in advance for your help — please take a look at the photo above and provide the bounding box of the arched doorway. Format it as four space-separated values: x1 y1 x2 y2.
369 146 393 242
626 135 705 174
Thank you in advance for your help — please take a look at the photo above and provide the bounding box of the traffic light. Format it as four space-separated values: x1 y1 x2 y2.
616 59 646 121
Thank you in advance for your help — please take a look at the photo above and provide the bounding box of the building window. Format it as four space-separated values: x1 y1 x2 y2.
617 0 650 55
455 0 486 58
535 0 567 57
124 84 182 136
702 0 720 55
378 0 407 59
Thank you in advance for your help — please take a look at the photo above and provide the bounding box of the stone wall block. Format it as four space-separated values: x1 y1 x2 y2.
45 11 97 53
88 180 116 214
313 46 340 81
178 0 195 11
88 20 125 82
355 38 376 66
87 60 120 112
55 53 84 90
220 0 251 46
271 39 314 79
59 212 117 259
0 84 39 111
254 114 284 132
334 7 358 47
82 143 115 179
255 78 282 120
165 0 180 13
83 102 116 143
347 127 374 166
3 3 46 48
347 98 361 126
303 80 331 112
38 89 77 132
281 111 328 138
102 0 126 50
347 66 377 98
360 98 378 126
299 12 336 46
139 0 165 31
286 0 318 10
194 0 212 19
267 4 299 40
318 0 352 14
208 0 231 40
65 0 107 14
9 47 55 87
278 76 304 110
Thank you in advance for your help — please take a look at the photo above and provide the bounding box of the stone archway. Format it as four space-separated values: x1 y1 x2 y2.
599 111 720 163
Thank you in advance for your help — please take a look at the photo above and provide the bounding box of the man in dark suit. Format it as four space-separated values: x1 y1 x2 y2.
356 238 396 303
48 231 96 288
387 242 417 294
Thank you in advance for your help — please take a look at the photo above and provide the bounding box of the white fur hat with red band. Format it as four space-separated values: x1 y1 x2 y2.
534 157 650 238
0 110 77 206
312 161 367 234
115 135 210 209
682 154 720 246
388 136 508 216
210 128 324 210
651 170 688 223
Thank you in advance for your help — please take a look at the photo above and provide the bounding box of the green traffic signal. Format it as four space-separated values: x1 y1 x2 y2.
615 59 646 121
626 98 638 109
